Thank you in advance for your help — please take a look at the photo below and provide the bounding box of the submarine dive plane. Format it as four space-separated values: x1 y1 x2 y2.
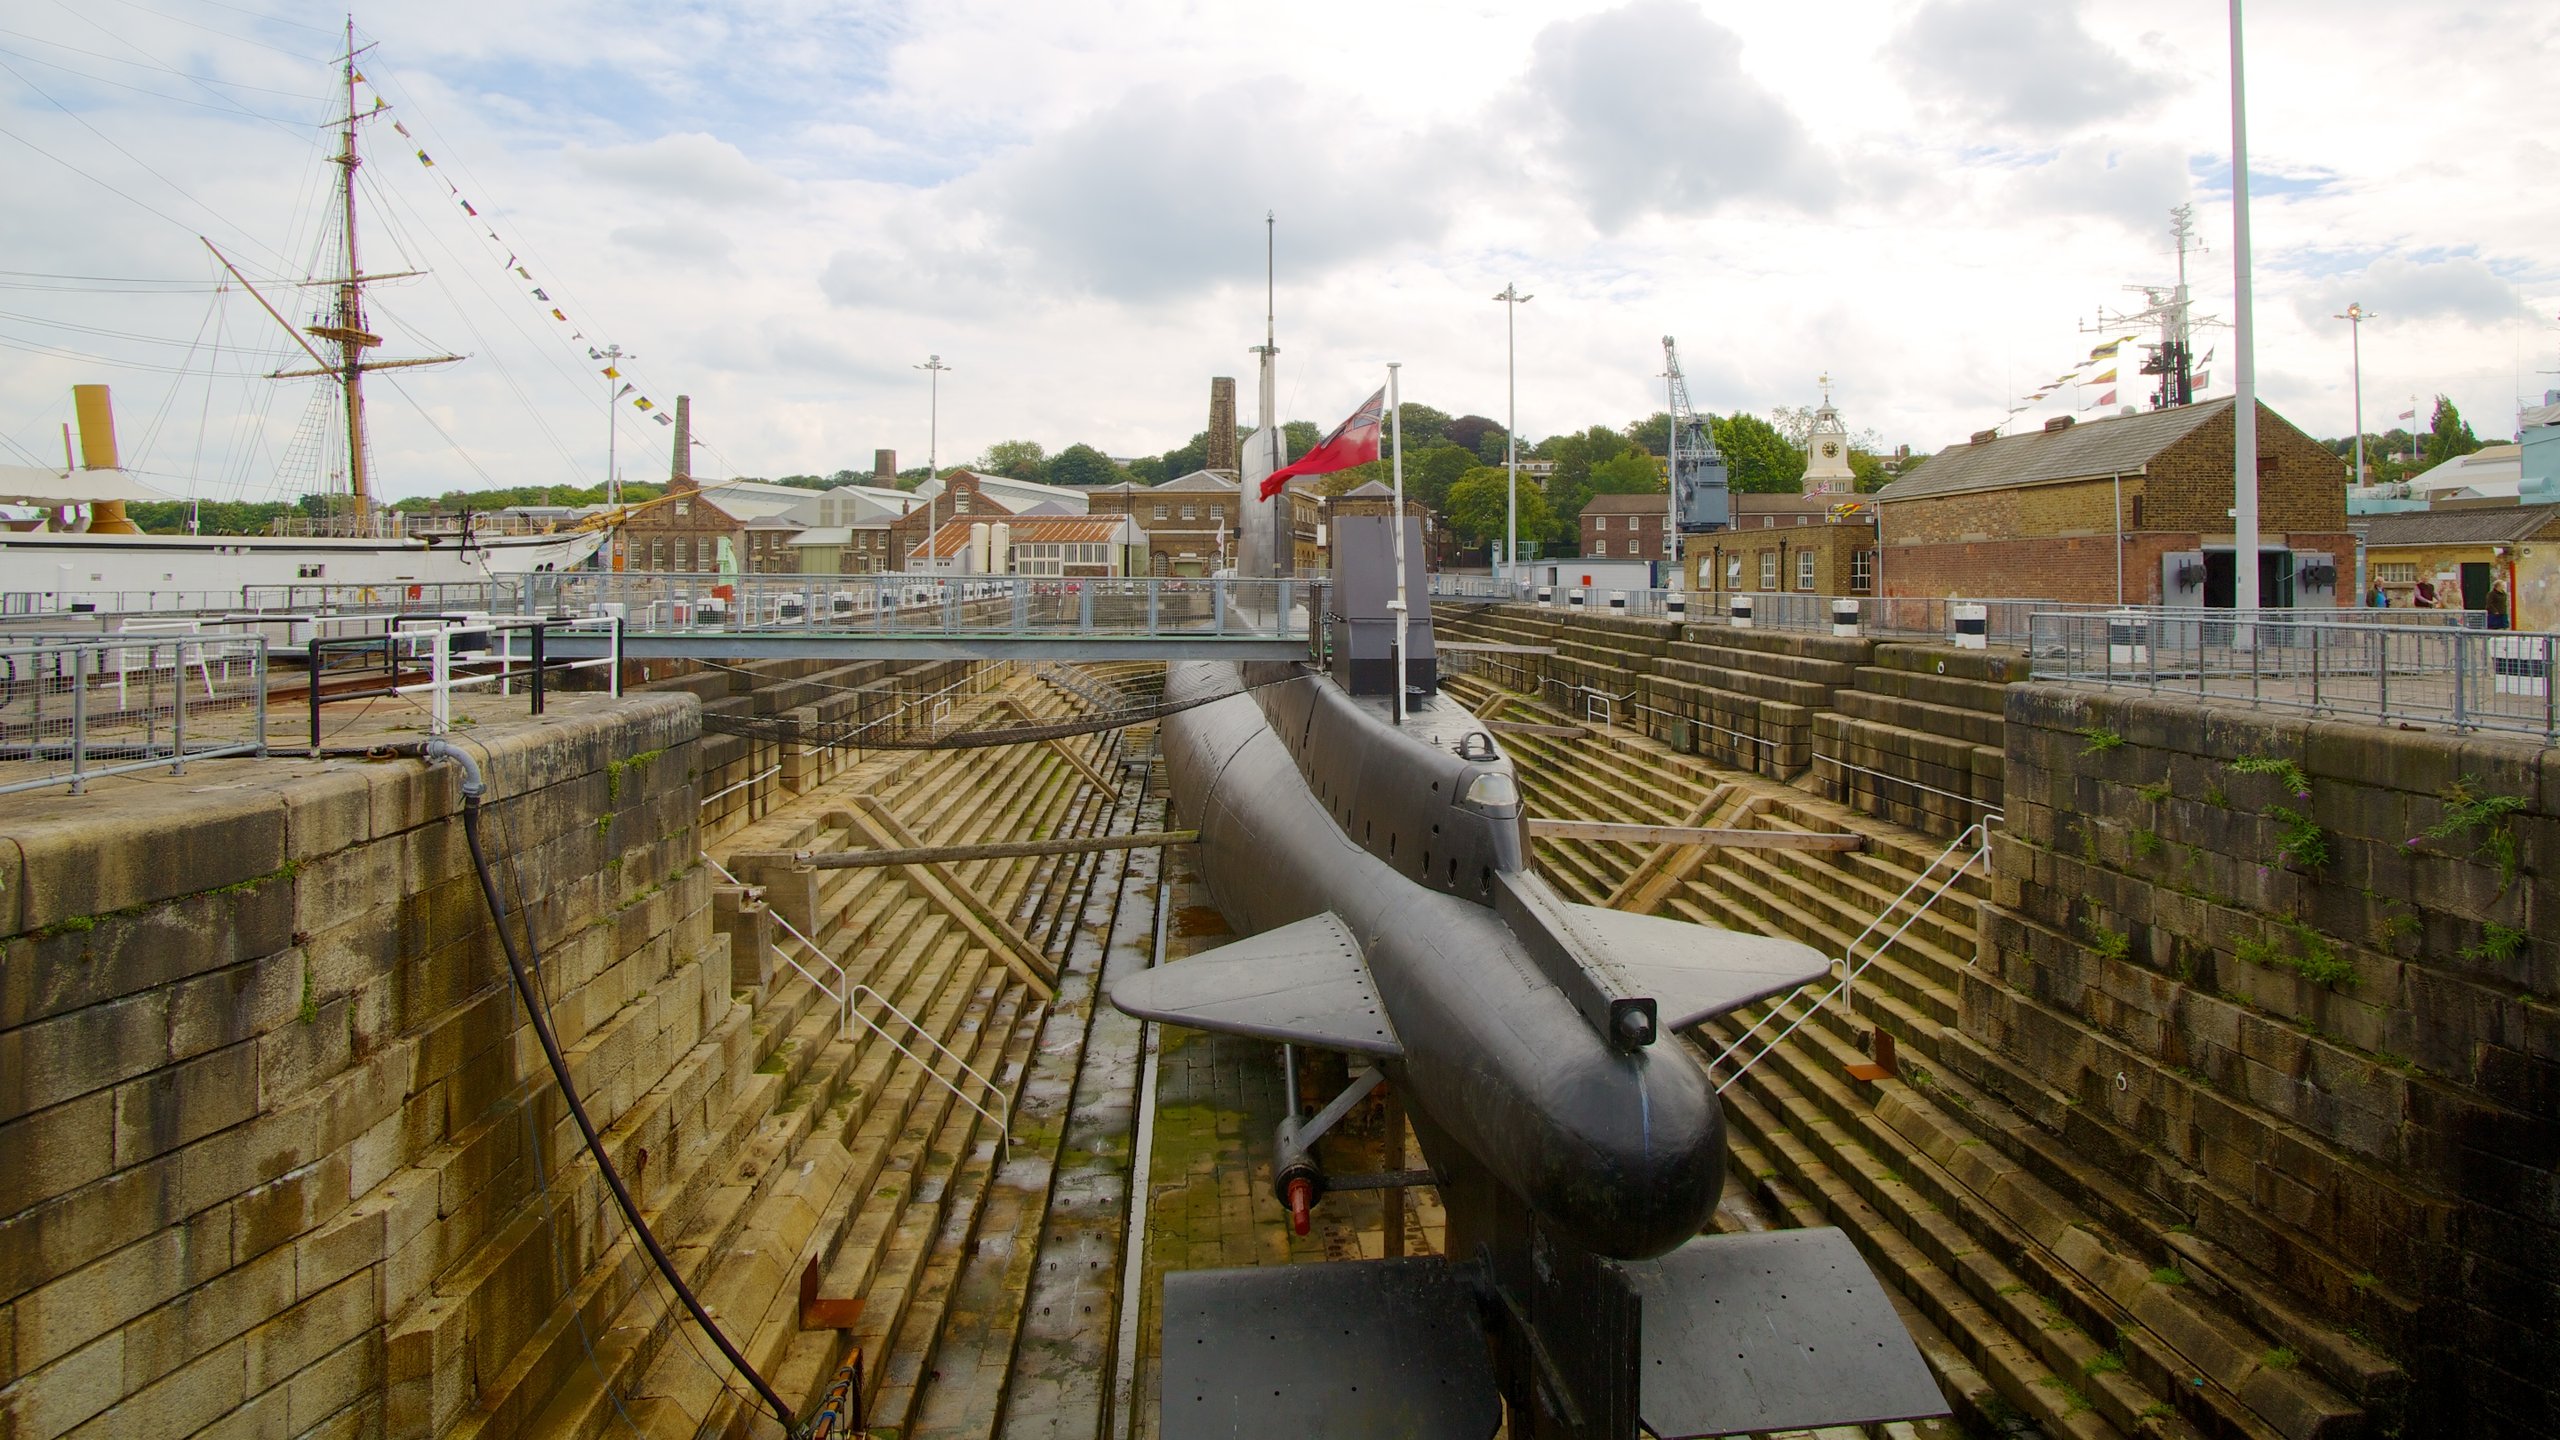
1108 362 1950 1438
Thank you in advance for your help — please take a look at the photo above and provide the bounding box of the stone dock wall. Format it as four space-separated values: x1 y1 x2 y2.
0 695 735 1440
1991 688 2556 1434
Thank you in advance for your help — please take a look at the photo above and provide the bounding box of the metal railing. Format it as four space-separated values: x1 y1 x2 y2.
1703 818 1997 1092
2030 610 2560 742
557 572 1306 641
1475 588 2487 645
0 632 269 794
703 852 1013 1144
303 614 624 746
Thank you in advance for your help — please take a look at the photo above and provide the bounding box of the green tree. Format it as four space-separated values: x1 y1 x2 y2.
1158 430 1211 480
1626 411 1673 456
1476 430 1513 465
1126 456 1167 486
2422 395 2480 467
1446 466 1561 547
980 439 1047 480
1394 402 1452 450
1444 414 1504 455
1849 450 1890 493
1588 450 1664 495
1046 443 1127 487
1408 444 1478 513
1713 412 1806 493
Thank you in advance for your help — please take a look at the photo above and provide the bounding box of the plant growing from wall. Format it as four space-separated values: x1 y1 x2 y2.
2236 919 2356 988
2080 909 2132 963
2079 726 2126 756
2416 776 2529 888
2460 922 2528 967
2136 778 2174 806
2223 754 2328 873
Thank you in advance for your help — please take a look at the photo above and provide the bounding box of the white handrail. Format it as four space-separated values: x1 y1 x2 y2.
1704 818 1996 1093
700 851 1013 1144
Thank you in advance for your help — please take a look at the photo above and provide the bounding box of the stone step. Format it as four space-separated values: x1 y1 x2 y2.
1706 994 2362 1440
1836 686 2009 750
1851 661 2022 717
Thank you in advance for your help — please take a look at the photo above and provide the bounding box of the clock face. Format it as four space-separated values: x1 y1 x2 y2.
1821 441 1840 458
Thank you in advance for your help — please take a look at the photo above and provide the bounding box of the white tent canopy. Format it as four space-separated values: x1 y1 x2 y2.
0 466 176 506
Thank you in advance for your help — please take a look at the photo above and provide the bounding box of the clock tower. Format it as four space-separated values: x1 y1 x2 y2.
1803 373 1856 497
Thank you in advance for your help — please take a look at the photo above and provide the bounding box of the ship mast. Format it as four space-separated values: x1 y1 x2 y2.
243 19 460 536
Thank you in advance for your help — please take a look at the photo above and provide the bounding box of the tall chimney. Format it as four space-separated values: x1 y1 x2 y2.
670 395 692 488
874 448 897 483
1207 377 1239 475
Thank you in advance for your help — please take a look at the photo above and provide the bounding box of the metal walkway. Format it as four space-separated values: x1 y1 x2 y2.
9 573 1319 664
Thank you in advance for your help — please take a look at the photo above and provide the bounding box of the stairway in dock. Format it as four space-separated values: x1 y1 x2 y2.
1439 668 2393 1440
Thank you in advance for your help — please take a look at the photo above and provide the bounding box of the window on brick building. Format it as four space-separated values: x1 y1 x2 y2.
2374 562 2418 585
1798 551 1817 590
1760 551 1777 589
1181 505 1196 521
1154 503 1169 520
1211 505 1224 522
1850 549 1874 593
650 539 665 570
1593 540 1608 556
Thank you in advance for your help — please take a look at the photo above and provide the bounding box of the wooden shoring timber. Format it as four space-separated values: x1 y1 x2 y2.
1488 720 1589 739
828 797 1059 999
1532 817 1861 851
1606 793 1777 915
1468 687 1515 719
992 696 1122 796
728 831 1198 870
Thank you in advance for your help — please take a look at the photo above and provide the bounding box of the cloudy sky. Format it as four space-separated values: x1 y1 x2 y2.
3 0 2554 502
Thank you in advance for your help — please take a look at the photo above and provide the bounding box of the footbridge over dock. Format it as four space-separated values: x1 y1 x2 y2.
1 572 1320 663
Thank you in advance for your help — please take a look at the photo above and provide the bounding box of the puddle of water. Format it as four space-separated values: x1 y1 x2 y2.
1169 905 1230 938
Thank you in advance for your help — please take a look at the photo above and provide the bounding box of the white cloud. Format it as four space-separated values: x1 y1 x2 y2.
1892 0 2177 131
564 133 785 204
1520 1 1835 229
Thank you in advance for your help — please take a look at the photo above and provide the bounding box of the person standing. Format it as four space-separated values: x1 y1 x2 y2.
2412 577 2439 609
2367 579 2389 608
2485 580 2510 630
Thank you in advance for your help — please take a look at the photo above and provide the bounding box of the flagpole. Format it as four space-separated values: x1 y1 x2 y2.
1388 362 1408 726
2230 0 2261 631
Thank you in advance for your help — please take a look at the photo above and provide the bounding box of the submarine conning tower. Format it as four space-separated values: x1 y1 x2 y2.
1324 480 1435 699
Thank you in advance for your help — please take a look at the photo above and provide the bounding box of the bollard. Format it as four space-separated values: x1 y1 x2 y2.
1569 587 1585 609
2107 608 2150 666
1953 601 1987 649
1608 591 1627 613
1538 584 1554 606
1667 591 1686 620
1832 597 1862 637
1729 594 1754 629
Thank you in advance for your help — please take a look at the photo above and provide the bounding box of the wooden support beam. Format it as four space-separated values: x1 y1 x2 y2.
1468 687 1514 719
1532 817 1862 851
1602 785 1735 913
831 797 1059 1000
1488 720 1589 739
727 831 1198 870
995 696 1122 796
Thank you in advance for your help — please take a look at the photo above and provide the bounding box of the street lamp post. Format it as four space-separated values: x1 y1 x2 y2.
915 354 949 572
1492 283 1533 587
2334 303 2371 489
590 343 630 568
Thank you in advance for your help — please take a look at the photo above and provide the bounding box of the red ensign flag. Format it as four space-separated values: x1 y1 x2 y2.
1259 387 1387 500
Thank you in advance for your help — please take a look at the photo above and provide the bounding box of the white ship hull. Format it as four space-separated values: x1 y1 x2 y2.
0 529 606 613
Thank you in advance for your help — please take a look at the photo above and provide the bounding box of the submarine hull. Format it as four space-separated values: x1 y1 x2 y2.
1159 661 1723 1260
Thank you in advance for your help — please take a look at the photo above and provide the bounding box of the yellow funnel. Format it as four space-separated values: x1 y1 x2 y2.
72 384 140 533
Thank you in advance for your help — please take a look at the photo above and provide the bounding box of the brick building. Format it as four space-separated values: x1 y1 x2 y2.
2360 501 2560 624
1684 493 1878 598
889 472 1014 570
1580 492 1672 560
911 514 1146 576
1087 470 1239 575
1873 398 2351 608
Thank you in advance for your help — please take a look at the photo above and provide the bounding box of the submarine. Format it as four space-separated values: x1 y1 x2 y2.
1109 390 1950 1438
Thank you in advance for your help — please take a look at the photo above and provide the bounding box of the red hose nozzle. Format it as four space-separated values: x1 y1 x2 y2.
1287 1177 1315 1236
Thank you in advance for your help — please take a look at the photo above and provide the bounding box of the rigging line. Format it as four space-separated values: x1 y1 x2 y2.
87 0 323 63
0 121 230 247
0 333 294 377
0 55 286 265
130 288 221 468
186 289 221 515
379 377 501 490
0 268 229 285
0 43 311 123
359 170 596 484
176 0 339 38
0 309 321 352
354 45 675 417
0 20 325 96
